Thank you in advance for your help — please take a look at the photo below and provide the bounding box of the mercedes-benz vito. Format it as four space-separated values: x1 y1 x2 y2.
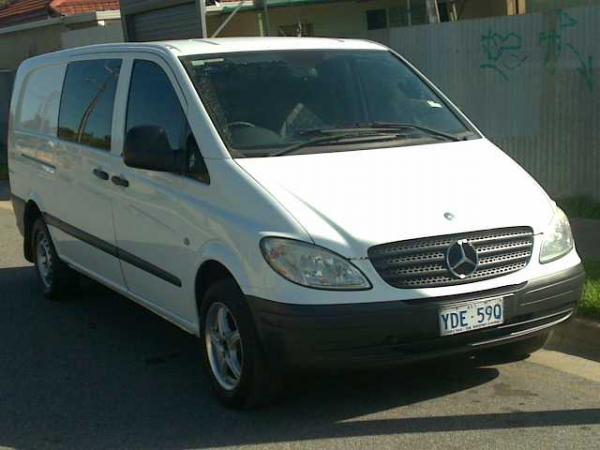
8 38 584 408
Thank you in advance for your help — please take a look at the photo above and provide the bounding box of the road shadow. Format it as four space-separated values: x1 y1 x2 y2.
0 266 598 449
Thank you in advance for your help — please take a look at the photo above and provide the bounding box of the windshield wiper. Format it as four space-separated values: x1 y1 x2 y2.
354 122 465 142
293 123 465 143
272 130 399 157
272 123 465 157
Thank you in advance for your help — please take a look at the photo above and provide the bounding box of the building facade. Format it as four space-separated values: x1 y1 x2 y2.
118 0 530 41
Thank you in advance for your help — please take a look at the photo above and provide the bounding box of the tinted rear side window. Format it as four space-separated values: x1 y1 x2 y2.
58 59 121 150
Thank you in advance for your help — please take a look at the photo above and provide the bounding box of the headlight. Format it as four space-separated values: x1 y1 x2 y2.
260 237 371 290
540 208 574 263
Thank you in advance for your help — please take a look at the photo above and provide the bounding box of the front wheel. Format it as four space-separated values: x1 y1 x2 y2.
199 279 281 409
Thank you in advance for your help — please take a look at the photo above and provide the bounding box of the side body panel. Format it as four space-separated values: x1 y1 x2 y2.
46 54 126 289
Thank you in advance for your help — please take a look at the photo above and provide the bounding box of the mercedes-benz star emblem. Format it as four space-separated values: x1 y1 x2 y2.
446 239 479 279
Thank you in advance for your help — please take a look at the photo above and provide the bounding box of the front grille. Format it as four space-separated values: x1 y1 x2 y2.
368 227 534 288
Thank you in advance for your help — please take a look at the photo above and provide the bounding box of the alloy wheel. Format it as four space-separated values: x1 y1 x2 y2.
205 302 244 391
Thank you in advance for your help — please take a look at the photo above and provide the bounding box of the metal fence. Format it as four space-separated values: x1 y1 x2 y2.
384 5 600 201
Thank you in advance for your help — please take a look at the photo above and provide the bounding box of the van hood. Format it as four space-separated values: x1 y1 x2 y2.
235 139 554 257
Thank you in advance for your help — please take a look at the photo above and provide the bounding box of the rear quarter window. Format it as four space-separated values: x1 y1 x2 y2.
16 64 66 135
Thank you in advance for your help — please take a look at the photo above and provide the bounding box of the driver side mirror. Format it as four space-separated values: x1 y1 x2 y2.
123 126 187 173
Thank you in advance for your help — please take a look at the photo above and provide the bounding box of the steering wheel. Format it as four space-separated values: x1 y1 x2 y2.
225 121 257 129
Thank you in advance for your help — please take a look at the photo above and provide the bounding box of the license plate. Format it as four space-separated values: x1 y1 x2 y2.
439 297 504 336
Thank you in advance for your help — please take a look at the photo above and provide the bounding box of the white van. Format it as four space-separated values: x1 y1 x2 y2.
8 38 584 408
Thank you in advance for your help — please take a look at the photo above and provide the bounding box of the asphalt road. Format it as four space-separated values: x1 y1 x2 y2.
0 197 599 449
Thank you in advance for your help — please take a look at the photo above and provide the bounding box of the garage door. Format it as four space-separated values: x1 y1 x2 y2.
127 3 204 42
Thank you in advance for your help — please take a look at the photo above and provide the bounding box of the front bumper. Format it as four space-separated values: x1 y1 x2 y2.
248 264 585 370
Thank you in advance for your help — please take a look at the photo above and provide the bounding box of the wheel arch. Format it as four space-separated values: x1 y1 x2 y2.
193 241 254 323
195 260 236 309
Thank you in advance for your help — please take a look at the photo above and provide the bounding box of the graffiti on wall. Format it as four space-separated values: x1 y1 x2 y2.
539 11 594 91
480 10 595 91
480 31 527 81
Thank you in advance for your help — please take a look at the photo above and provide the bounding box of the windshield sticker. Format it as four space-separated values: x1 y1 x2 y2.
191 58 225 66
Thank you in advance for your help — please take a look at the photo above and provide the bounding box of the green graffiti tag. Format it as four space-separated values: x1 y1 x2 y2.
480 30 528 81
538 10 595 91
566 43 595 92
480 11 595 91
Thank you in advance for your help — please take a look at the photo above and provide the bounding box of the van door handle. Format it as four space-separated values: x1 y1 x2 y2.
111 175 129 187
92 168 109 180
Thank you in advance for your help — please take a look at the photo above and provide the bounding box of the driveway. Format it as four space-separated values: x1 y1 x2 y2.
0 188 598 449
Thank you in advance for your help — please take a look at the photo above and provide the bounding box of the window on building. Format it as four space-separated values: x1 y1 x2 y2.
410 0 429 25
438 1 450 21
389 5 410 27
58 59 121 150
437 0 459 22
366 9 387 30
389 1 458 27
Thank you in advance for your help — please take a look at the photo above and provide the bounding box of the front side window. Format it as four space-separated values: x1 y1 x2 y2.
126 60 207 181
182 50 477 158
126 60 189 153
58 59 121 150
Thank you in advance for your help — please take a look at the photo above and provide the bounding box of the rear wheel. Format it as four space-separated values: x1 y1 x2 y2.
32 217 77 300
200 279 280 409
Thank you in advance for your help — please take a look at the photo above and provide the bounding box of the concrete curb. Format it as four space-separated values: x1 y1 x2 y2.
546 316 600 362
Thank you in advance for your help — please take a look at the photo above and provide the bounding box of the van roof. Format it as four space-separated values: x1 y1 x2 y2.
28 37 387 63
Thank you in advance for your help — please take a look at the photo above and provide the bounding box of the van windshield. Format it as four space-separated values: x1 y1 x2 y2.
181 50 477 158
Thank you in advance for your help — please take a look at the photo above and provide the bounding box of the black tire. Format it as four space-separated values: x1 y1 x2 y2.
199 278 281 409
32 217 78 300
